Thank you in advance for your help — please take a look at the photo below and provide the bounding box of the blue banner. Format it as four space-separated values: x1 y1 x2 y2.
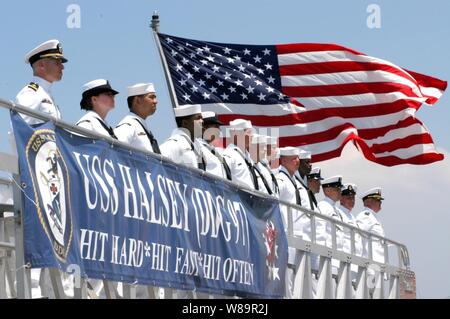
11 111 287 298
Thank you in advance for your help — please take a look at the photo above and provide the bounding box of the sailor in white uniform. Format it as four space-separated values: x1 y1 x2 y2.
160 105 206 170
114 83 160 154
317 175 345 297
337 183 363 257
222 119 259 190
256 135 279 196
76 79 118 139
197 111 231 180
336 183 364 295
14 39 68 299
305 167 323 274
250 134 274 195
16 39 67 125
294 150 316 241
275 147 303 298
356 187 386 264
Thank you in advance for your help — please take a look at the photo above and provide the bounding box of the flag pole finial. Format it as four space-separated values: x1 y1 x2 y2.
150 11 160 32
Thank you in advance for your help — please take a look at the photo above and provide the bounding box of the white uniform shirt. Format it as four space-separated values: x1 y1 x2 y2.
336 204 363 257
356 208 385 263
197 138 228 179
317 196 343 248
160 128 204 169
114 112 157 153
76 111 113 138
257 159 279 197
15 76 61 125
276 166 305 236
222 144 256 190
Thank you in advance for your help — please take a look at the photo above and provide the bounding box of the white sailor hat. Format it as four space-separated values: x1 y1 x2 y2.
298 149 312 160
341 183 357 196
127 83 155 97
251 134 268 144
266 136 278 146
202 111 224 125
307 167 323 180
279 146 300 157
174 104 202 117
361 187 384 201
80 79 119 109
25 39 68 65
322 175 343 188
229 119 252 130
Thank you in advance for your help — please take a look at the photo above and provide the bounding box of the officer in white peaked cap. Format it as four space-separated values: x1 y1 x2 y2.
160 105 206 170
356 187 386 263
16 39 68 125
76 79 119 139
114 83 161 154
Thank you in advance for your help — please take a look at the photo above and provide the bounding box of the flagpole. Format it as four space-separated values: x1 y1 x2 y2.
150 11 179 109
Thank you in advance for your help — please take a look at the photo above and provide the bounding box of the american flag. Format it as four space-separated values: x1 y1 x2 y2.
158 33 447 166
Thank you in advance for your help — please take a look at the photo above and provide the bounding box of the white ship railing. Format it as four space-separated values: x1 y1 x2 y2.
0 98 415 299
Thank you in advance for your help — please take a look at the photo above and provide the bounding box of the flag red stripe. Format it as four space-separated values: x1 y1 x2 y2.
217 99 422 126
281 82 420 98
279 61 415 85
276 43 363 55
369 133 435 154
403 69 448 91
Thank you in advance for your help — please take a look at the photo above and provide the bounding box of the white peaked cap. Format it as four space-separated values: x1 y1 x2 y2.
307 167 323 180
360 187 384 200
82 79 108 92
298 149 312 160
266 136 278 146
229 119 252 130
341 183 357 195
251 134 268 144
174 104 202 117
25 39 67 64
127 83 155 97
279 146 300 157
202 111 216 119
322 175 343 187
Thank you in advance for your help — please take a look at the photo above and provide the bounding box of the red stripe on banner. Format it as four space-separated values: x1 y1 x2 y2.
275 43 363 55
279 61 414 83
311 134 443 166
369 133 435 154
403 69 448 91
358 116 421 140
217 99 422 127
282 82 421 98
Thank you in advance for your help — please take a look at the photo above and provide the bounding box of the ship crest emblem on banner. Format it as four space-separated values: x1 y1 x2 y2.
262 220 280 281
26 129 73 262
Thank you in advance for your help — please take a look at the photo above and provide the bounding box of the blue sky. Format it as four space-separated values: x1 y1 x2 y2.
0 0 449 298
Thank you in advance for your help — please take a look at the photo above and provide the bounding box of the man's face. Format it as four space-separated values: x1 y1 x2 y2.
42 58 64 82
308 178 321 194
138 92 158 117
203 124 221 143
281 155 300 174
299 158 312 176
340 194 356 211
365 198 382 213
183 113 203 138
324 186 341 202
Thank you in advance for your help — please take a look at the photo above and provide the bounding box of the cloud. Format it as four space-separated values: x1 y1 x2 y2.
315 144 450 298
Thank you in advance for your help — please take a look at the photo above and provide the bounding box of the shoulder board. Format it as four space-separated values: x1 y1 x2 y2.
77 120 91 125
116 123 132 128
27 82 39 91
